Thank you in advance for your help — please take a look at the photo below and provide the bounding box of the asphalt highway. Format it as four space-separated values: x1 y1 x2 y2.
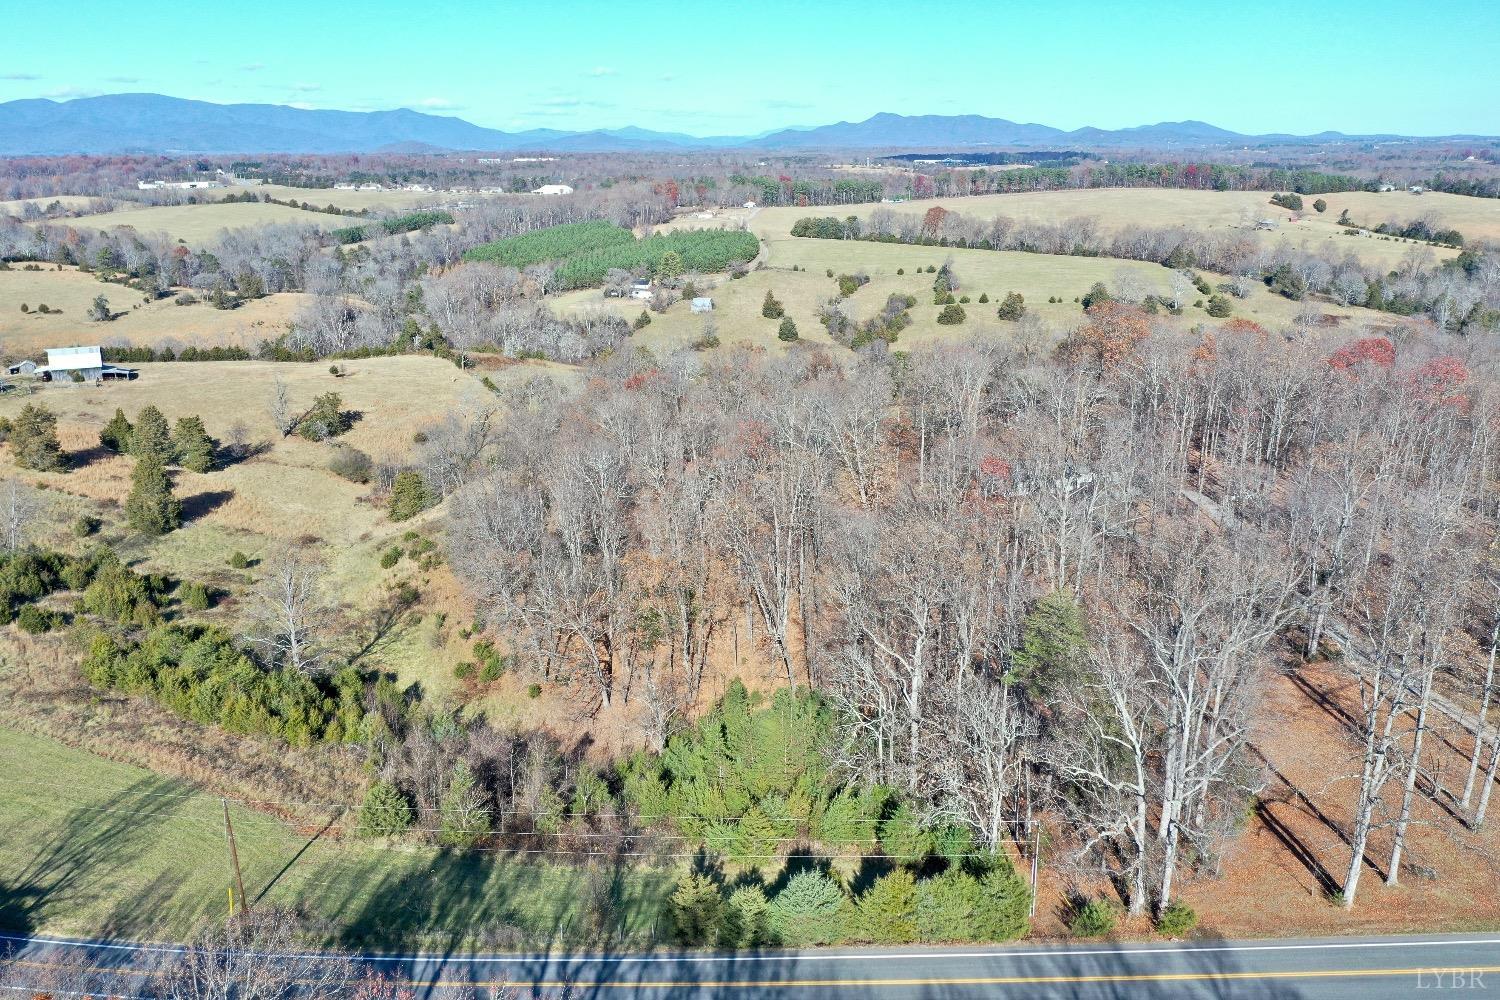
4 930 1498 998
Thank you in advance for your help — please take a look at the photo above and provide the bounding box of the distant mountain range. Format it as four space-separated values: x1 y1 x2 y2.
0 94 1491 156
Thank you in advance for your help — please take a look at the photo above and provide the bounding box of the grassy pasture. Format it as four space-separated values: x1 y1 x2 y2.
1314 189 1500 244
0 357 539 699
0 725 672 946
47 201 348 243
558 239 1387 353
0 266 303 355
216 184 512 213
750 188 1465 271
0 195 101 217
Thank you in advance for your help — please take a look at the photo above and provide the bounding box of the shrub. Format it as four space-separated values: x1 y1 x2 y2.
1205 294 1233 318
896 268 904 275
328 445 373 484
768 870 846 946
1156 900 1198 937
379 547 403 569
854 868 918 943
836 273 869 297
479 656 504 683
16 604 59 634
179 581 212 610
936 304 966 325
978 292 989 303
172 415 215 473
99 409 133 453
10 403 65 472
357 780 414 838
1270 192 1304 211
959 295 970 304
996 291 1026 320
453 660 476 680
971 857 1032 941
1069 898 1117 938
228 551 251 569
761 290 785 318
72 515 101 538
1081 282 1112 309
125 452 181 536
777 317 799 342
388 471 433 521
297 392 349 441
1312 198 1327 213
633 310 652 330
527 683 543 698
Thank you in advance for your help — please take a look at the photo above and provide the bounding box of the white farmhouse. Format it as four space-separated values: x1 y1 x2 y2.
628 281 653 300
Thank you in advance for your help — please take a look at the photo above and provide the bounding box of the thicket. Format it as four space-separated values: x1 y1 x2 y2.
464 222 758 289
330 210 455 245
102 345 253 363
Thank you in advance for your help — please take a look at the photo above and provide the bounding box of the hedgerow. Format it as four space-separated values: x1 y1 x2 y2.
331 210 455 245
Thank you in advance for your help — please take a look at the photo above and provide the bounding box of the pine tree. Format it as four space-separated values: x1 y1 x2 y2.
356 780 414 838
438 762 491 848
172 415 216 472
125 451 181 536
762 290 785 319
388 471 433 521
130 405 172 461
657 250 685 278
1010 588 1088 699
10 403 65 472
777 317 799 341
99 408 133 453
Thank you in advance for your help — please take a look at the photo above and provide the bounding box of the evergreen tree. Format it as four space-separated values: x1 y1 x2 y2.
171 415 216 473
388 471 433 521
125 451 181 536
657 250 685 278
99 408 133 453
10 403 65 472
670 871 725 945
438 761 491 848
777 317 799 341
762 290 785 318
1010 589 1088 700
89 293 112 322
356 780 414 838
855 869 919 943
130 405 172 461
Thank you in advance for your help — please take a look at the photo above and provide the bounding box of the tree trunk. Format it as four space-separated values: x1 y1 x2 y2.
1461 620 1498 808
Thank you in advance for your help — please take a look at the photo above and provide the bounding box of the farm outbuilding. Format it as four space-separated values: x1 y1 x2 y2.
691 297 715 313
34 346 138 383
534 184 575 196
6 360 37 376
629 281 653 300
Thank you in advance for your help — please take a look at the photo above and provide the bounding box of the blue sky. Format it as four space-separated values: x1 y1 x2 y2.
1 0 1497 136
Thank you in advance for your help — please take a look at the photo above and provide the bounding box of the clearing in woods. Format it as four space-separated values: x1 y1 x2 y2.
0 266 307 355
40 201 355 243
741 188 1467 270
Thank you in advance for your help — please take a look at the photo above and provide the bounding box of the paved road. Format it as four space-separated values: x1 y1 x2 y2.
3 931 1498 998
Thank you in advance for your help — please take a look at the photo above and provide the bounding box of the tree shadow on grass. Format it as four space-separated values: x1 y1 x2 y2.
180 488 235 522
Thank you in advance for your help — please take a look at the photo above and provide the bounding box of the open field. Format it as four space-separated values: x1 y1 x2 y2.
0 266 301 354
1315 189 1500 244
0 196 101 217
744 188 1467 271
558 240 1390 353
218 184 505 213
44 201 349 243
0 726 673 947
0 357 546 700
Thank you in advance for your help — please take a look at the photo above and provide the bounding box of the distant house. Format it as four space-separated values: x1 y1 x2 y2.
6 359 37 376
1377 183 1397 192
37 346 137 383
333 183 358 191
1254 218 1277 231
1409 185 1425 195
691 297 714 314
534 184 574 196
357 183 384 191
629 281 653 300
743 201 757 209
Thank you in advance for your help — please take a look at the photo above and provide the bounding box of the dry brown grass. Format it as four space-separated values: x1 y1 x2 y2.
0 265 306 355
44 200 349 243
750 188 1468 271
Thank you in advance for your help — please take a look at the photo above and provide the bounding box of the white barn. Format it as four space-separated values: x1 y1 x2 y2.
534 184 574 196
38 346 137 383
691 297 714 314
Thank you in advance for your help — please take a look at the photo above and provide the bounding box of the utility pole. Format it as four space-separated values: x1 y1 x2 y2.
1029 823 1041 919
222 798 249 919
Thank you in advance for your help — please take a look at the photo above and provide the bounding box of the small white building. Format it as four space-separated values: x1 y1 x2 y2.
534 184 574 196
6 359 37 376
628 281 653 300
691 297 714 314
743 201 757 209
1254 218 1278 231
333 183 358 191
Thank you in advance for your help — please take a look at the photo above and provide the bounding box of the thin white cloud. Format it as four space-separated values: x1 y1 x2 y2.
288 101 317 110
415 97 458 109
588 66 617 77
105 76 142 84
43 85 99 99
542 96 582 107
291 81 321 92
241 62 265 72
0 72 40 81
